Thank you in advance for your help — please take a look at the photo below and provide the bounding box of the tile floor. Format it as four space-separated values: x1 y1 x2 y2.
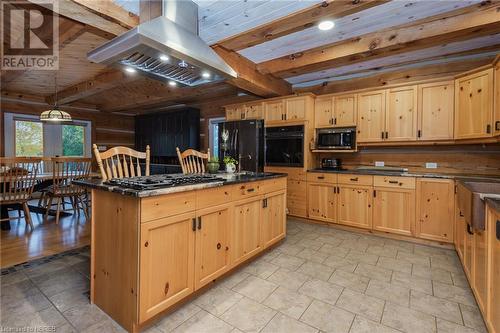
0 218 488 333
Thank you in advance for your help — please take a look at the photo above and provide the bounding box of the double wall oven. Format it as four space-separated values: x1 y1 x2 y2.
265 125 304 167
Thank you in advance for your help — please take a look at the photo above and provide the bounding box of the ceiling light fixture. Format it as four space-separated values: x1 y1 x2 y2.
318 20 334 31
201 71 210 79
168 81 177 87
159 55 169 61
40 76 72 122
125 67 136 73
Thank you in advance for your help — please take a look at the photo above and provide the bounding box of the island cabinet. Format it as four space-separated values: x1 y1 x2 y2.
455 68 494 139
372 176 416 237
385 85 418 141
417 81 454 140
265 166 307 218
415 178 454 243
89 176 287 332
357 90 386 142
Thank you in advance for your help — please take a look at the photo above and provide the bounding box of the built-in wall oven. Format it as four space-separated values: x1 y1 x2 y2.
316 127 356 150
265 125 304 167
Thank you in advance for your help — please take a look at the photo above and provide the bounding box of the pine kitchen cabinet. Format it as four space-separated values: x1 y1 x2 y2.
455 68 494 139
314 96 334 128
264 99 285 122
336 174 373 230
333 94 357 127
415 178 454 243
357 89 386 142
306 172 337 222
225 105 245 121
385 85 418 141
225 102 263 120
494 60 500 136
265 166 307 218
486 202 500 333
82 175 287 332
372 176 416 236
417 81 455 140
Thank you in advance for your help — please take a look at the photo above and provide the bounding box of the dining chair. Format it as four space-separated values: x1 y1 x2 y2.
176 147 210 174
93 144 150 181
0 157 41 230
43 157 92 224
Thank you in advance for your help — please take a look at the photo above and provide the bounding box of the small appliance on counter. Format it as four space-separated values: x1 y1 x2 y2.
316 127 356 150
321 158 344 170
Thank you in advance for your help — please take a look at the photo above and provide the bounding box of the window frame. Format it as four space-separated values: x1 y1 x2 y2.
13 117 45 157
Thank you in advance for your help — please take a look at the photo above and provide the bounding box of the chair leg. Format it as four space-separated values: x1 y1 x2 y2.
55 197 61 225
37 192 45 208
79 195 89 221
22 202 34 231
44 196 53 224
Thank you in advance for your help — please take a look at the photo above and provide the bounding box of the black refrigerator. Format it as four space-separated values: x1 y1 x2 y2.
217 119 264 173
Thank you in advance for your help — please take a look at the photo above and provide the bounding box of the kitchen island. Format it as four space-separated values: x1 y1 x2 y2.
76 172 287 332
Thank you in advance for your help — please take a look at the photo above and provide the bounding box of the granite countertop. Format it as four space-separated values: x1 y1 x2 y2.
74 172 286 198
307 168 500 181
486 198 500 213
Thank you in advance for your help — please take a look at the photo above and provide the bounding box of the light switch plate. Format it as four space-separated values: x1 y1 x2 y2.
375 161 385 167
426 162 438 169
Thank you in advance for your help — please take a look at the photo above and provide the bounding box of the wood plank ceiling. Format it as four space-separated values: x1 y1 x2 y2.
1 0 499 114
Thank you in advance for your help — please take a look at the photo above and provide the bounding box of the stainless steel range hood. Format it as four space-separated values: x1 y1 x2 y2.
87 0 237 87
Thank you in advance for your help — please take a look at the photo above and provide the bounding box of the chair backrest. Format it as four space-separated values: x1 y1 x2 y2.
51 157 92 194
176 148 210 174
93 144 150 181
0 157 41 203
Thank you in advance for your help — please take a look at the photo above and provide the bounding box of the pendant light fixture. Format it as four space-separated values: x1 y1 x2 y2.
40 75 72 122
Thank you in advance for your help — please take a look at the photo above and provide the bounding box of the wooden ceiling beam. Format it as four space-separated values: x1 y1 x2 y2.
213 46 292 97
216 0 389 51
295 57 494 95
259 3 500 77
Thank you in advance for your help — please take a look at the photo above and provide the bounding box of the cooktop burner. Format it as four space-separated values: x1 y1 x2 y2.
104 174 225 190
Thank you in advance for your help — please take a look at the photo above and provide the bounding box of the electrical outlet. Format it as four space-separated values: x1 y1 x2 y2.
426 162 438 169
375 161 385 167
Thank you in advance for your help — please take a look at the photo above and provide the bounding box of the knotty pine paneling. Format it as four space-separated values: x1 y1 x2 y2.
315 145 500 176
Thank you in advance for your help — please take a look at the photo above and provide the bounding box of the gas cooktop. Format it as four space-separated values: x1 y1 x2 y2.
104 174 225 190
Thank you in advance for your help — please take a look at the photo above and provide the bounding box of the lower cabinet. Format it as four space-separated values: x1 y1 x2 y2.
337 185 372 230
261 190 287 248
415 178 454 243
473 223 488 315
307 183 336 222
139 212 196 322
194 204 231 290
287 179 307 217
487 204 500 333
232 197 262 266
373 187 415 237
455 199 466 261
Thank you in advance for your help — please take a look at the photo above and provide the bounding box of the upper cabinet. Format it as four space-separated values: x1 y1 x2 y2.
495 61 500 136
334 94 357 127
314 96 334 128
225 102 263 121
285 96 308 121
417 81 454 141
357 90 386 143
264 100 285 122
264 95 313 124
385 85 417 141
455 68 494 139
225 105 244 121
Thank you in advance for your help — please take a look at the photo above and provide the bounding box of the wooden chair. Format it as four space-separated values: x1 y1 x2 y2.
0 157 41 230
93 144 150 181
43 157 92 224
176 147 210 174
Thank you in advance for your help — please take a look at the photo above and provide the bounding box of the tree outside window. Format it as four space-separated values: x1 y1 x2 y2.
62 125 85 156
15 120 43 157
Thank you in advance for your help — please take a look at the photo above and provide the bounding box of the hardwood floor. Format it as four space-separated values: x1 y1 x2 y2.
0 202 90 268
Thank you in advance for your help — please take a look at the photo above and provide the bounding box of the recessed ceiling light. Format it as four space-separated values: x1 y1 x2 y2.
318 20 334 31
125 67 136 73
168 81 177 87
159 55 169 61
201 71 210 79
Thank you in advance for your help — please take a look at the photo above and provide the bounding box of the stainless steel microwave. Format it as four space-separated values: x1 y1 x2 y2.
316 127 356 150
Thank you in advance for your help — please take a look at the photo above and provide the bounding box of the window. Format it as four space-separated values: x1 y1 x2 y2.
15 120 43 157
62 125 85 156
208 117 225 160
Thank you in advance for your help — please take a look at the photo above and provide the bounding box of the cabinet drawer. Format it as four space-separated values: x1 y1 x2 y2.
196 186 233 210
338 174 373 186
260 177 286 194
306 172 337 184
233 181 262 200
374 176 415 189
141 191 196 222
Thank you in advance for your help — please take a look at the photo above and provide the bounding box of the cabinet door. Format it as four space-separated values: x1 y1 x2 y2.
261 191 286 248
337 185 372 230
416 178 454 243
487 206 500 332
232 197 262 265
455 69 494 139
285 97 307 121
373 187 415 236
464 224 473 280
194 204 231 290
473 224 488 315
226 106 243 121
287 179 307 218
245 103 264 120
494 62 500 136
334 94 356 126
264 100 285 122
386 86 417 141
307 183 336 222
417 81 454 140
357 90 386 142
139 212 195 322
315 97 334 128
455 199 465 262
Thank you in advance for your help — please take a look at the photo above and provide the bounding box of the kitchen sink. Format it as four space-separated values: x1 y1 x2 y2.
457 180 500 230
